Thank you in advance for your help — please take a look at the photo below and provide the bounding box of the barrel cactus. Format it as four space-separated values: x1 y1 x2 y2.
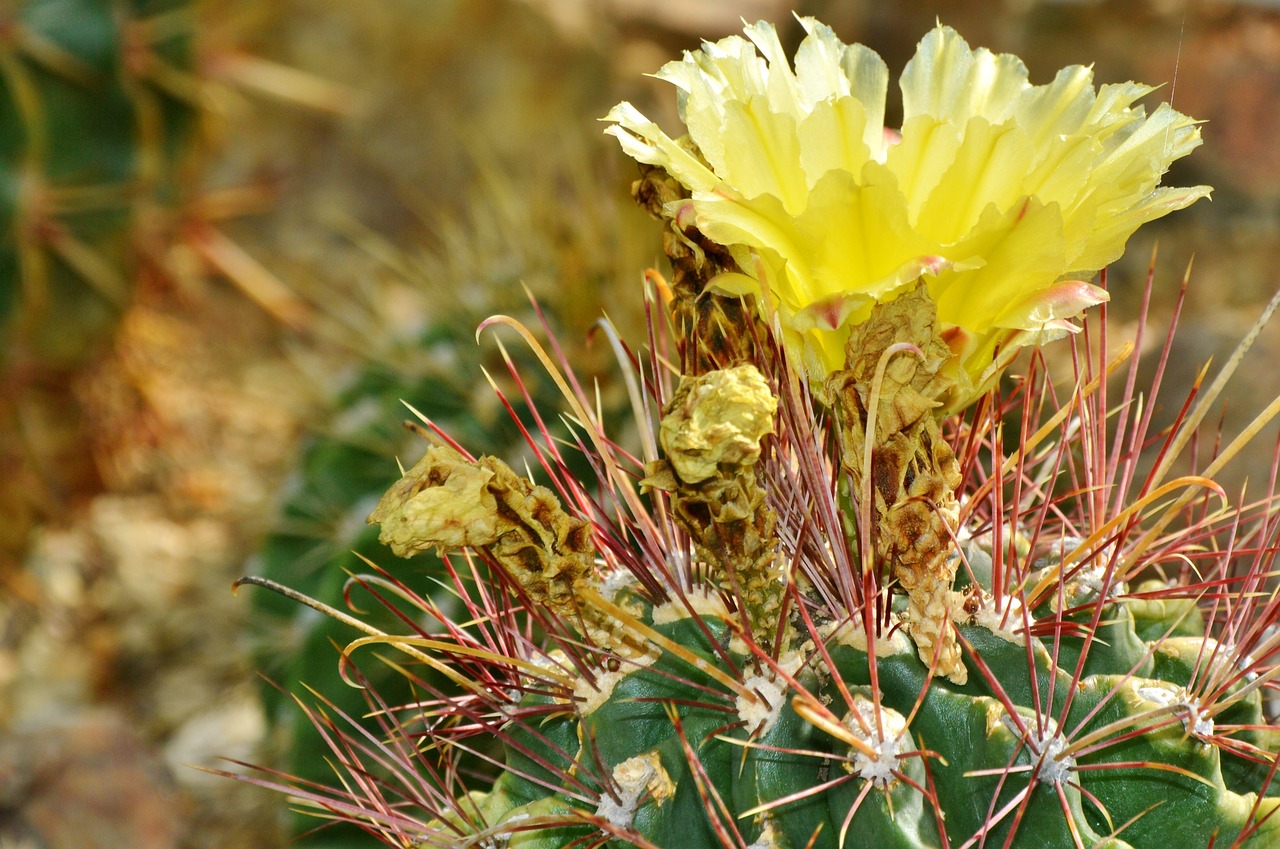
237 19 1280 849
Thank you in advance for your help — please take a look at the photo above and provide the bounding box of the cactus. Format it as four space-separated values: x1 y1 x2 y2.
235 19 1280 849
0 2 328 566
0 0 200 364
0 1 204 568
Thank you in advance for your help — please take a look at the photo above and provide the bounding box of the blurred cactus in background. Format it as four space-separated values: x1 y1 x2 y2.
0 0 200 568
0 0 197 366
0 0 328 572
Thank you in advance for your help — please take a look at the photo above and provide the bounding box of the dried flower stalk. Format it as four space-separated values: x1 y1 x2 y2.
827 283 966 682
643 364 783 644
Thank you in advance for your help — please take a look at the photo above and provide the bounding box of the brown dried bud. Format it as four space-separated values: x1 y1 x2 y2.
368 444 503 557
368 443 599 632
646 364 785 646
659 364 778 485
827 282 967 684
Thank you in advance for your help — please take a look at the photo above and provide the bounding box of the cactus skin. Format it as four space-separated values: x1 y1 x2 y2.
336 302 1280 849
239 240 1280 847
0 0 198 365
247 311 1280 849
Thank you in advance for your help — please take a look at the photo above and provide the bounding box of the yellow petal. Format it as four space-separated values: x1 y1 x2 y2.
719 97 809 212
602 102 717 193
692 163 935 313
912 117 1037 244
901 26 1030 126
932 198 1068 336
605 19 1210 408
793 17 889 158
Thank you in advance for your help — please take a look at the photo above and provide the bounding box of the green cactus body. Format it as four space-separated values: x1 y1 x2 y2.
0 0 196 364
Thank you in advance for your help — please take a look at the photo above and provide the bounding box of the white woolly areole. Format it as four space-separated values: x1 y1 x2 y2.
521 649 573 705
970 591 1027 646
599 567 638 601
1069 560 1128 603
1235 625 1278 685
595 752 673 829
1036 540 1128 613
574 648 661 717
1001 714 1075 785
1035 732 1076 785
736 654 802 735
745 820 783 849
826 616 914 657
650 587 732 625
737 673 787 734
845 694 908 788
576 669 630 716
1137 684 1215 739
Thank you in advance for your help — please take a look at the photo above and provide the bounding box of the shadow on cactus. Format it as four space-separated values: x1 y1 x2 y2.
231 19 1280 849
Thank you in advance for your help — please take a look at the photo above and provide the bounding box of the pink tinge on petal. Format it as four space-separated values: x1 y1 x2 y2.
1046 317 1083 333
1008 278 1108 328
674 200 698 230
1014 197 1030 223
919 254 950 275
940 324 972 359
796 291 863 331
791 254 955 333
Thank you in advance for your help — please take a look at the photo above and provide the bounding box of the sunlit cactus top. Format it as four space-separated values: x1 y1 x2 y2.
605 18 1210 408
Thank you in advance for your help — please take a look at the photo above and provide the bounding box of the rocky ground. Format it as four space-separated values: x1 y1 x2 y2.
2 2 1279 847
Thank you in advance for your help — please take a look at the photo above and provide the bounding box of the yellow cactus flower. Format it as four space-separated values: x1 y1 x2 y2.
605 19 1210 408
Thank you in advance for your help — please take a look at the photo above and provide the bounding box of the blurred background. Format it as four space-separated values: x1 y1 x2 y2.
1 1 1277 847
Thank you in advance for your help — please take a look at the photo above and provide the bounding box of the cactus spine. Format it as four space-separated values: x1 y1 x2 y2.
249 149 649 847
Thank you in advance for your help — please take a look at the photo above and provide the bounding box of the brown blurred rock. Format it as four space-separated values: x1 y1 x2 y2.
1173 10 1280 204
0 711 183 849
